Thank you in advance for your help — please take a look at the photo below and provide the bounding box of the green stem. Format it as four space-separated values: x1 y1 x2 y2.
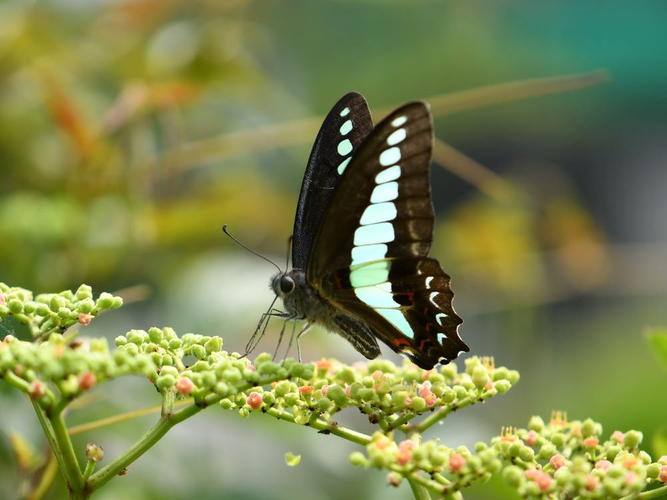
265 407 372 445
622 484 667 500
82 460 95 483
49 410 85 493
87 402 203 492
407 473 432 500
30 400 68 486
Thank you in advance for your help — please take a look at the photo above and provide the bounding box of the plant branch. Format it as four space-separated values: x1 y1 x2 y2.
49 409 84 493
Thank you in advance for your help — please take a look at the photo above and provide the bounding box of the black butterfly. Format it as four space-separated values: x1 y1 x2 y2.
260 92 469 370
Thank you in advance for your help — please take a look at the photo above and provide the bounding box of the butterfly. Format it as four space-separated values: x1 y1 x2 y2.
259 92 469 370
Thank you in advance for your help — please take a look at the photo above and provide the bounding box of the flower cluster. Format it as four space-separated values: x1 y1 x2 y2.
499 413 667 498
0 282 122 339
221 355 517 427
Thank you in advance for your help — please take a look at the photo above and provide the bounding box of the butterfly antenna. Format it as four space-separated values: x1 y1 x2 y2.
222 224 282 274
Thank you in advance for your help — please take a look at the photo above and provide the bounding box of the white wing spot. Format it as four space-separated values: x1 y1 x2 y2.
351 244 388 265
353 222 395 246
337 157 351 175
337 139 353 156
425 276 434 289
375 165 401 184
387 128 406 146
340 107 350 117
429 292 439 306
437 333 446 345
391 115 407 127
379 147 401 166
436 313 448 325
360 202 397 225
370 182 399 203
339 119 353 135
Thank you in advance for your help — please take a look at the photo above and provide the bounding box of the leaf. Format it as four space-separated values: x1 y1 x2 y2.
285 452 301 467
9 431 42 473
646 329 667 368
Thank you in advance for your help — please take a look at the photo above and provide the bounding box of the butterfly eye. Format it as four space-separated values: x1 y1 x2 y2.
280 276 295 294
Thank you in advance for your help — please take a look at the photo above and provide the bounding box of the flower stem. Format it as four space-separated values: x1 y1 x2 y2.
86 402 203 492
49 408 85 493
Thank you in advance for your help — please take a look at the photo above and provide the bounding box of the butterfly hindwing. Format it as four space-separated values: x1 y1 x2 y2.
292 93 373 270
307 101 469 368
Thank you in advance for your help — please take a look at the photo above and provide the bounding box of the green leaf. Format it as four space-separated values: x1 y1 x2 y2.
646 329 667 367
285 452 301 467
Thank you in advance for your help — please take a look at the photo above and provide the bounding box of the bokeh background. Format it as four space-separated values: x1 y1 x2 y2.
1 1 666 499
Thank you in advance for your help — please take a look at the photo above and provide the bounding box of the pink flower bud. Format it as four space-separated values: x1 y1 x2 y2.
345 385 351 397
658 465 667 483
246 364 256 372
550 454 566 470
321 385 328 396
387 472 401 487
0 294 5 305
625 472 637 486
611 431 625 444
246 391 263 410
595 460 612 471
449 453 466 473
299 386 313 395
315 359 331 371
29 380 46 399
535 471 553 491
78 372 96 391
176 377 194 396
421 370 433 380
585 474 598 491
525 469 540 480
526 430 538 446
78 313 92 326
371 370 383 380
583 437 599 448
397 449 412 465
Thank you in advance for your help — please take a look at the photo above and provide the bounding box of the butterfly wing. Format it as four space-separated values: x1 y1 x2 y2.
308 102 469 369
292 93 373 271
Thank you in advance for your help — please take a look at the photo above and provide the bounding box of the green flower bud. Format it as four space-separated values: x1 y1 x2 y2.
75 285 93 300
76 299 95 314
624 430 642 448
238 407 250 418
219 398 234 410
168 338 182 350
647 463 661 479
508 442 522 458
114 336 128 347
602 477 623 496
494 380 511 394
506 370 520 384
156 374 176 390
126 330 147 345
96 293 115 309
581 418 597 438
392 390 409 407
519 446 535 462
453 385 468 399
50 295 66 311
222 368 242 383
22 301 36 314
606 445 622 462
316 397 331 412
274 381 292 398
57 307 72 320
36 304 50 316
293 407 308 425
111 297 123 309
284 393 300 406
191 345 207 360
503 465 524 488
148 328 164 344
550 432 566 448
538 443 557 459
529 416 545 432
8 299 23 314
348 382 363 400
410 396 426 411
204 337 222 353
326 384 347 406
262 392 275 406
554 467 573 486
349 452 368 467
358 388 378 403
492 366 509 381
472 365 490 389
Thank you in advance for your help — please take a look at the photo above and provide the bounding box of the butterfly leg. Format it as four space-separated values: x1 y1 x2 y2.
272 314 298 360
245 295 291 357
295 323 313 363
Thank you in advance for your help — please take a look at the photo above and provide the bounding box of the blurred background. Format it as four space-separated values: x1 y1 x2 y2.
1 1 666 499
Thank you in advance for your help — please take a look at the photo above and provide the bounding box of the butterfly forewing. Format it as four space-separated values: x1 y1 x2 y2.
292 92 373 270
308 102 468 368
